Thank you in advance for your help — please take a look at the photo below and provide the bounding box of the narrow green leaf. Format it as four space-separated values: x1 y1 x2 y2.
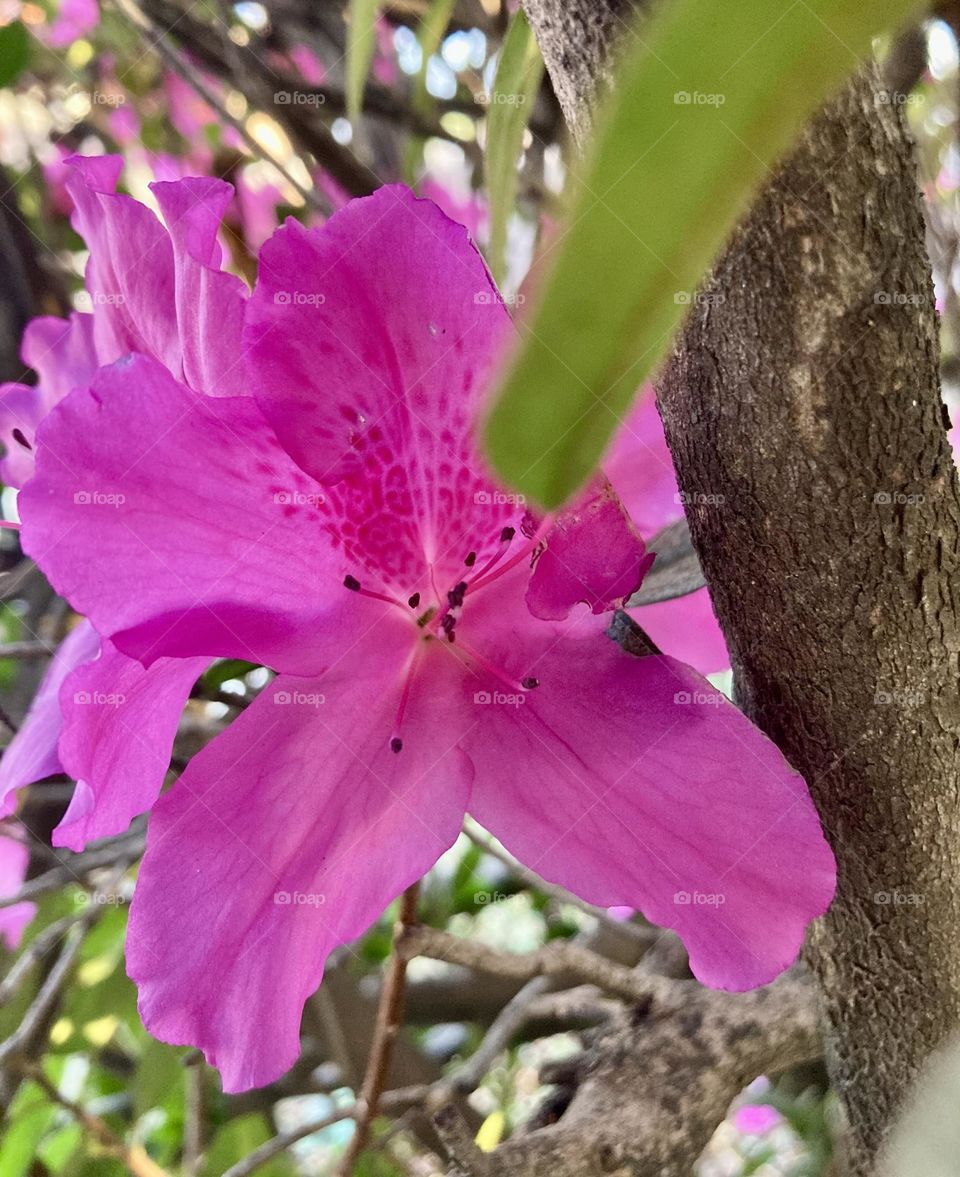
484 0 922 506
346 0 380 122
0 22 30 89
485 10 543 283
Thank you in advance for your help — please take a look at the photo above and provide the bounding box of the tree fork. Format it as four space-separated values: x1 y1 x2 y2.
522 1 960 1169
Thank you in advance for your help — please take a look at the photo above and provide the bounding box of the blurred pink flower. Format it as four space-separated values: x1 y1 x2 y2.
0 828 36 949
43 0 98 48
733 1102 783 1136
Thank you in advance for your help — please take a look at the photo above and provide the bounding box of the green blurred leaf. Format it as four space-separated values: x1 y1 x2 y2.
202 660 258 690
133 1037 185 1118
0 1082 57 1177
201 1115 296 1177
485 9 543 284
0 22 30 88
346 0 380 122
484 0 922 506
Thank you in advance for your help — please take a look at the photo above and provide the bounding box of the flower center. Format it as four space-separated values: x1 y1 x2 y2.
340 518 552 753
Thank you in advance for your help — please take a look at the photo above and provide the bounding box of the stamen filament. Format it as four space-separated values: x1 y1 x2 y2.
390 644 424 752
448 636 535 695
469 514 555 595
342 575 409 612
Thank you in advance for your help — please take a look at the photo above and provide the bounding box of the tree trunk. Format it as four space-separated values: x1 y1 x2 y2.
522 2 960 1171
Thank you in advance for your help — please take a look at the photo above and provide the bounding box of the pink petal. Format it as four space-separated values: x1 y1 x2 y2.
43 0 99 47
0 621 101 814
603 391 729 672
527 479 654 620
66 156 180 374
246 186 515 592
21 313 98 407
150 179 248 396
631 592 731 676
127 618 471 1091
0 384 46 489
0 833 36 949
288 44 325 85
1 314 98 488
20 354 364 675
602 392 682 535
53 646 207 851
734 1103 782 1135
460 596 835 990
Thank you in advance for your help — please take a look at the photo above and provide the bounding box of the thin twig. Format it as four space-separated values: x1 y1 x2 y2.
183 1058 204 1177
0 641 53 659
220 1085 429 1177
0 832 145 909
16 1062 171 1177
0 924 88 1064
397 924 682 1008
445 975 551 1094
112 0 326 212
462 818 652 945
0 912 87 1005
335 882 421 1176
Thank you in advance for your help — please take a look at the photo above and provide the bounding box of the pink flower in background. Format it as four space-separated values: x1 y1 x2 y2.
43 0 99 48
373 16 399 85
21 185 834 1091
235 171 285 253
419 177 487 241
0 156 246 847
40 145 74 217
605 394 730 675
733 1102 783 1136
0 827 36 949
287 44 326 86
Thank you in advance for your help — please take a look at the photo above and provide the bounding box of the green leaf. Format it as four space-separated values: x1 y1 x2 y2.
346 0 380 122
202 659 258 690
133 1037 185 1118
0 22 30 89
484 0 922 506
0 1082 57 1177
201 1115 296 1177
485 10 543 284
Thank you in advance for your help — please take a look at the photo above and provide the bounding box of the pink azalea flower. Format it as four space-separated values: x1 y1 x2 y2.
19 185 835 1092
0 156 246 845
235 170 285 253
373 16 399 86
733 1102 783 1136
40 144 75 217
43 0 99 48
605 393 731 674
0 826 36 949
287 44 326 86
419 177 487 241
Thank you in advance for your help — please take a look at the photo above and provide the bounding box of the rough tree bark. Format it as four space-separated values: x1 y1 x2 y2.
522 2 960 1173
